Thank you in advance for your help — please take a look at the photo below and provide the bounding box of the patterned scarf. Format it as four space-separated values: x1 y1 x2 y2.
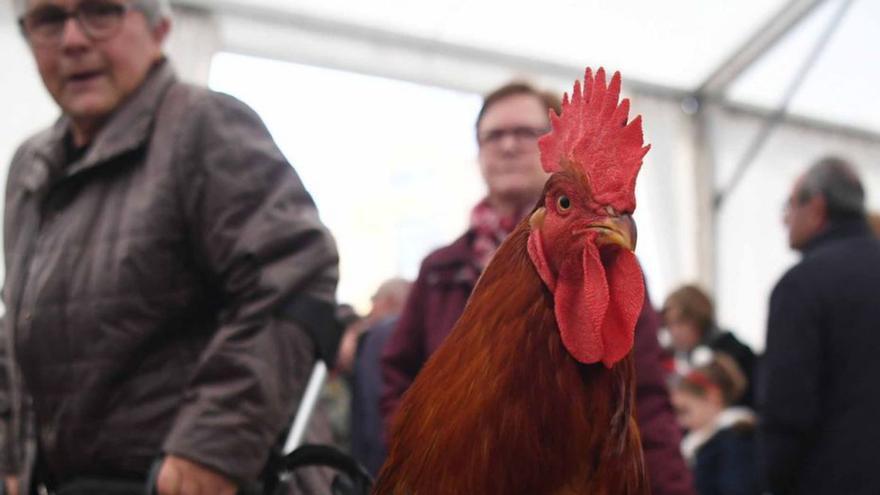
468 198 529 271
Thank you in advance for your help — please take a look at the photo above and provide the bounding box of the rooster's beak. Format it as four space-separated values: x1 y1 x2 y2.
589 215 637 251
529 207 546 229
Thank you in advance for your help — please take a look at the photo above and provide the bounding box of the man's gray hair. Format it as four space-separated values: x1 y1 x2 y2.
13 0 172 27
798 156 866 222
133 0 172 27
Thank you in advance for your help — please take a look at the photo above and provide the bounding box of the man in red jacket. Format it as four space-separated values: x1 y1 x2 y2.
381 81 694 495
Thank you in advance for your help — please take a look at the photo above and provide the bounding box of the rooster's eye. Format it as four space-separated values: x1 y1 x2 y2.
557 195 571 212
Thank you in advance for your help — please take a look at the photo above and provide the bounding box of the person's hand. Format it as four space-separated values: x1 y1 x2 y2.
156 455 237 495
336 318 375 374
335 323 363 373
4 476 18 495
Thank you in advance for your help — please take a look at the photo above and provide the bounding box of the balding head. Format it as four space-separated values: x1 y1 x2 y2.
371 278 412 319
785 156 865 250
797 156 865 222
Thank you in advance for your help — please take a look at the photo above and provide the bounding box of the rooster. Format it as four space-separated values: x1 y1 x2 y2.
373 68 651 495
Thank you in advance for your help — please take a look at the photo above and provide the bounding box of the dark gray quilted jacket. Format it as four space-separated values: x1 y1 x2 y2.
0 60 338 484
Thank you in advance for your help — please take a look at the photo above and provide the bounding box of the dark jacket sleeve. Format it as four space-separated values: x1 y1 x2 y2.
379 262 429 438
758 272 821 494
693 428 759 495
160 91 339 482
0 314 13 475
633 292 696 495
716 429 759 495
0 145 30 476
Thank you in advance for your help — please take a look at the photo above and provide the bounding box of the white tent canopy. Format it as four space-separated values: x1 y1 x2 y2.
1 0 877 350
178 0 880 131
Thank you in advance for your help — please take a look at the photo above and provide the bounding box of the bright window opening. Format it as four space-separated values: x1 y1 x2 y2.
209 53 484 311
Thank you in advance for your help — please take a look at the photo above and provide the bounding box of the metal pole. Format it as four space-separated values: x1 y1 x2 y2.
283 361 328 454
697 0 826 96
714 0 856 209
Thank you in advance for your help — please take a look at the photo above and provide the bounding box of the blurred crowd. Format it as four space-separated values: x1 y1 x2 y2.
3 1 880 495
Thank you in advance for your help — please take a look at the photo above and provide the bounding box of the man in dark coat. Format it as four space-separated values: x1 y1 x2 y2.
759 156 880 495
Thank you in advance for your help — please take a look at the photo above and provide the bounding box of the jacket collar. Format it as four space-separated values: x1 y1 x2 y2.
23 59 177 192
423 232 482 287
681 407 756 463
429 232 474 268
801 218 871 256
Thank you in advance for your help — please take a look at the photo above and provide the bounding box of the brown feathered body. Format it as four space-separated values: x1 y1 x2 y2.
372 223 648 495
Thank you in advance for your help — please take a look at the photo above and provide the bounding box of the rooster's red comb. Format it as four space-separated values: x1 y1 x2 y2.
538 68 650 212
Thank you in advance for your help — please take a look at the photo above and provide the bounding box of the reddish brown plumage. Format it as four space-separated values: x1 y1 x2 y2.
374 67 650 494
373 222 649 495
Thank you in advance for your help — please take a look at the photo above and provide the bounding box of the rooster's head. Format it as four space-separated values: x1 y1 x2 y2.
527 68 650 368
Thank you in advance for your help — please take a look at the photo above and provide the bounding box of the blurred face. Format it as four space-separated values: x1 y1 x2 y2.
664 307 702 352
22 0 168 141
369 293 395 320
671 388 720 431
477 93 551 211
784 176 827 250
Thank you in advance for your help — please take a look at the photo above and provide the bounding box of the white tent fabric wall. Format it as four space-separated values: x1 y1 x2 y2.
728 0 880 134
628 94 704 312
207 53 487 313
163 6 222 85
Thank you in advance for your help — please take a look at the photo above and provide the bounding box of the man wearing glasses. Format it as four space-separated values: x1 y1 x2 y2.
380 82 558 442
759 157 880 495
2 1 339 494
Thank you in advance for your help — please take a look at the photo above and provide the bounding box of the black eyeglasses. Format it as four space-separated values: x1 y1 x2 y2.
783 189 812 214
478 126 550 149
18 1 133 47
